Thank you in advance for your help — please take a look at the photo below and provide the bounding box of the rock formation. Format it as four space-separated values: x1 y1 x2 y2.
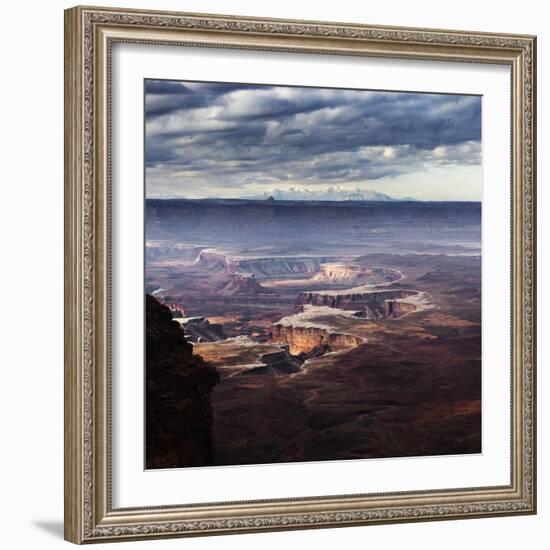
194 250 237 273
242 349 303 375
145 294 219 469
219 272 265 296
269 324 364 356
174 316 226 342
296 289 418 319
310 264 400 286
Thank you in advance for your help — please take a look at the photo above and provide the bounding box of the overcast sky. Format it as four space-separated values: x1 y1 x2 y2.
145 79 482 201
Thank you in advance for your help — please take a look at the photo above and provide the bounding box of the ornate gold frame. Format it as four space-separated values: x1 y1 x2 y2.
64 5 537 544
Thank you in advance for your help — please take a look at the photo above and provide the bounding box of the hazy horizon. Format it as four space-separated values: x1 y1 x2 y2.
145 195 481 203
145 79 482 202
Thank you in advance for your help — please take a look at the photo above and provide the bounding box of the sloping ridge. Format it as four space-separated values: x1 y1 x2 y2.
145 294 219 469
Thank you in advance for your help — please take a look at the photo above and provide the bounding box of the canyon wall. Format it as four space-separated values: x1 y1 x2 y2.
311 264 400 285
296 289 418 319
237 256 332 279
269 324 363 355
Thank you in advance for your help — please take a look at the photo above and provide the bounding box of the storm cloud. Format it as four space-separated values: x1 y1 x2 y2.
145 79 482 200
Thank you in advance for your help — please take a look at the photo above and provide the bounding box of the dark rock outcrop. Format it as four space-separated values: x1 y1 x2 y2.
175 316 226 343
146 294 219 469
241 349 304 375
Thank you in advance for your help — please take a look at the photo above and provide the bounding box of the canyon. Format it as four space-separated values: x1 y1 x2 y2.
145 198 482 467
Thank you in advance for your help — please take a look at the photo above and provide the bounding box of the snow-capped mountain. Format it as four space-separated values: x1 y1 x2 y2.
255 186 407 201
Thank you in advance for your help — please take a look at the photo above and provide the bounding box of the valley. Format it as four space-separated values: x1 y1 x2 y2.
146 198 482 466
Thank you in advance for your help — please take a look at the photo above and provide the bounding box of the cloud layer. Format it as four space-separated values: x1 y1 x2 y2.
145 79 482 200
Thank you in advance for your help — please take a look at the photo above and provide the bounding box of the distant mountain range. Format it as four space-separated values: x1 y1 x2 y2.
247 186 417 202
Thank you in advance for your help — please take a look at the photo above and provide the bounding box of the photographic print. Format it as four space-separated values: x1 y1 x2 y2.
144 79 482 469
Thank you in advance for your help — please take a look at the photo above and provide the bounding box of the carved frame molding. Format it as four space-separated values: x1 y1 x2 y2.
64 5 536 544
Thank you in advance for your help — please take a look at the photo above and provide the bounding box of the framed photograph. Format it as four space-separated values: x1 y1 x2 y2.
64 5 537 544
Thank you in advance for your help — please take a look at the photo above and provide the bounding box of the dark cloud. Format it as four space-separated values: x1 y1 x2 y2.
145 80 269 118
145 79 481 198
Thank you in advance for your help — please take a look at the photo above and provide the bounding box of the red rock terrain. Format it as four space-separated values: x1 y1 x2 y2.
144 198 482 468
203 253 481 465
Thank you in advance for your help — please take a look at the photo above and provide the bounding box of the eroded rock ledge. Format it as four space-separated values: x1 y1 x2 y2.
296 288 418 319
270 287 435 356
269 324 364 356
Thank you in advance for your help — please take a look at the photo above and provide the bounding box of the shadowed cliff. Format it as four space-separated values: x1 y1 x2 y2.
145 294 219 469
